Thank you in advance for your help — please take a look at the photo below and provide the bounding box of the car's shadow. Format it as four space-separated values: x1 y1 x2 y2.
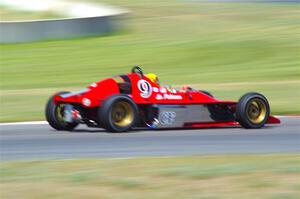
71 128 151 134
69 125 278 134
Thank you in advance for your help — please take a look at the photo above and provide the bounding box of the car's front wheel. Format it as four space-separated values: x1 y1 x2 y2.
98 95 139 132
236 92 270 129
45 92 79 131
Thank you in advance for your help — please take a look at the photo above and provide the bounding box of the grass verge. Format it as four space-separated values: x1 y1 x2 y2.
1 154 300 199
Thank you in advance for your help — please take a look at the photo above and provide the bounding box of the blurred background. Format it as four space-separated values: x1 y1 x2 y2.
0 0 299 122
0 1 300 199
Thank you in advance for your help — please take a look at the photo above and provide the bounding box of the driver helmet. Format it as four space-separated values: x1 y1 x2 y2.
146 73 160 85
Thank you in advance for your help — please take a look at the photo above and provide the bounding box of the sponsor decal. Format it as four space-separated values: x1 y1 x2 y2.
160 88 167 93
90 83 97 88
153 87 159 93
170 89 177 94
164 94 182 100
82 98 91 106
155 94 183 100
155 94 163 100
138 80 152 98
159 111 176 125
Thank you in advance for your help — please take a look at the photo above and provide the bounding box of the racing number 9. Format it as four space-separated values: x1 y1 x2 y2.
138 80 152 98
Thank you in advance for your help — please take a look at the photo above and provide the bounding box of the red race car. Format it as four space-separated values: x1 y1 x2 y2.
46 66 280 132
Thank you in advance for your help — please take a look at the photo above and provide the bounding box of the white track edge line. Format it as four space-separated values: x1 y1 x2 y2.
0 121 48 126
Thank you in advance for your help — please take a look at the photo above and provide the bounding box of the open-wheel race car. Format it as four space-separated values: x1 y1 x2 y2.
46 66 280 132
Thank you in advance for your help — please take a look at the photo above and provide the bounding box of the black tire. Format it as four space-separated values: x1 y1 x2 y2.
45 92 79 131
99 94 139 132
236 92 270 129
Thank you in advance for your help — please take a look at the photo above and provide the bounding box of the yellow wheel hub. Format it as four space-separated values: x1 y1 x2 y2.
247 98 267 124
56 103 66 123
111 101 134 127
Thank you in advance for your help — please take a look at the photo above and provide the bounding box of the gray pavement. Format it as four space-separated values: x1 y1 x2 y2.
0 117 299 160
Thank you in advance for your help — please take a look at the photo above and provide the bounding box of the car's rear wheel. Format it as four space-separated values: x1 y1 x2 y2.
236 92 270 129
99 95 139 132
45 92 79 131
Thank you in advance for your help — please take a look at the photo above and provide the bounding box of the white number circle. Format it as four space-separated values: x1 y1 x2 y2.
138 80 152 98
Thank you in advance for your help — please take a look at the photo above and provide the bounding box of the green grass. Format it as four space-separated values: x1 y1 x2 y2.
0 1 300 121
1 154 300 199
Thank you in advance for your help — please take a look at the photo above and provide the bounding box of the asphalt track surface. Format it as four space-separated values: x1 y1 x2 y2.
0 117 299 160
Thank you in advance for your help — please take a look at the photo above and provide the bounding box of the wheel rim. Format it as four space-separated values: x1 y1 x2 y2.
56 103 67 124
246 98 267 124
111 101 134 127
